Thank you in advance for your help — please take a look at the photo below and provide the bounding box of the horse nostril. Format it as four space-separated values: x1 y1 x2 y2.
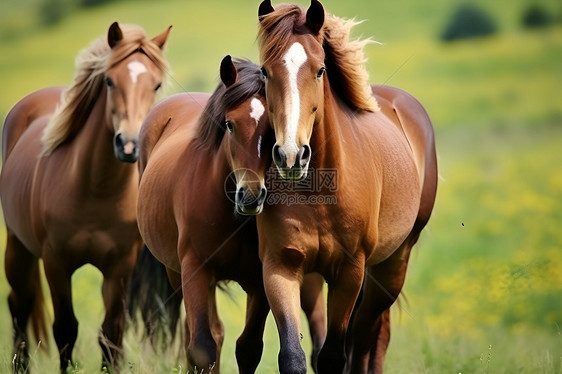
272 144 287 168
257 187 267 204
298 145 311 168
236 188 245 205
114 133 124 149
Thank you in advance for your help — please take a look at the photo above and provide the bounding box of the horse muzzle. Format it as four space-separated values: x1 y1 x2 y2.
114 133 138 163
272 144 311 181
235 186 267 215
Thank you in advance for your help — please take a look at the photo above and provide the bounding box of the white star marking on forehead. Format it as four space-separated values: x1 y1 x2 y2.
250 98 265 127
127 61 147 84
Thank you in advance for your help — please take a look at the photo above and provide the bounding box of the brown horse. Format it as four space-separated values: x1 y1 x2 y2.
0 22 171 373
136 56 326 373
257 1 437 373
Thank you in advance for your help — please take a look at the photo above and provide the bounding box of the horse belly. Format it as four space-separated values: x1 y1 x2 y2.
137 159 180 273
367 146 421 265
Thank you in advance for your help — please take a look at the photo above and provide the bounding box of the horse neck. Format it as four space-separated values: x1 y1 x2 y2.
211 140 233 188
312 81 346 170
70 88 136 196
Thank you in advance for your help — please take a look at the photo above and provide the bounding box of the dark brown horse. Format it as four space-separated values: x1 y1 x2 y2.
0 22 171 373
136 56 325 373
256 1 437 373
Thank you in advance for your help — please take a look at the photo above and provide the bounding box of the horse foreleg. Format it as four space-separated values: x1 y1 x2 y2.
180 255 219 373
209 287 224 371
5 233 39 373
262 255 307 374
43 255 78 373
300 273 326 373
235 287 270 374
99 270 132 371
317 255 365 374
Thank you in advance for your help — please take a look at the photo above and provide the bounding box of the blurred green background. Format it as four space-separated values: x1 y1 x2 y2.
0 0 561 373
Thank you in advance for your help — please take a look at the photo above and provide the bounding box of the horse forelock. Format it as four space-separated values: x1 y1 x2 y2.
258 3 378 113
258 4 319 66
196 59 265 150
40 24 168 157
107 24 169 74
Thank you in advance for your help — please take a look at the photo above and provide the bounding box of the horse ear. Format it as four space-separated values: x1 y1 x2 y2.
108 22 123 49
258 0 275 20
306 0 325 35
220 55 237 88
151 25 173 50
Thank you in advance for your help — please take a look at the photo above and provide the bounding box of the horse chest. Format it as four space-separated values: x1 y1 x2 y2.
42 198 138 255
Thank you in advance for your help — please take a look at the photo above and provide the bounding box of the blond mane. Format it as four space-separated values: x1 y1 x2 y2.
258 3 379 112
40 24 169 156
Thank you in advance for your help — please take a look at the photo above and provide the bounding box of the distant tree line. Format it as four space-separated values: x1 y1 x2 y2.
40 0 120 26
440 3 561 42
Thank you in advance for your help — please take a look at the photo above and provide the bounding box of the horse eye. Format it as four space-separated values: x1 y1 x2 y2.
316 67 326 79
154 83 162 92
224 120 233 133
105 77 114 88
260 66 268 79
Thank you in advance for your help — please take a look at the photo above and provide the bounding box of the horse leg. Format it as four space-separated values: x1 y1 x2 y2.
369 309 390 374
348 241 413 374
4 232 39 373
209 287 224 371
317 255 365 374
99 262 135 372
235 287 270 374
180 255 218 373
300 273 326 373
43 255 78 373
262 254 307 374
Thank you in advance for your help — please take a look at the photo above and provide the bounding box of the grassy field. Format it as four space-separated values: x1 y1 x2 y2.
0 0 561 373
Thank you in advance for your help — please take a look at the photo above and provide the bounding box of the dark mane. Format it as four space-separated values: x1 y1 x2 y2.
195 59 265 150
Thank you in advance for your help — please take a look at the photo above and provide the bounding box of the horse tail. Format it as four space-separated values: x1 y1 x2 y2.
30 265 49 351
128 245 182 347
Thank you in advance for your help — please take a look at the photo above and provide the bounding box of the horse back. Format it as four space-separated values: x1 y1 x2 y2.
138 92 210 176
2 86 64 162
372 85 437 227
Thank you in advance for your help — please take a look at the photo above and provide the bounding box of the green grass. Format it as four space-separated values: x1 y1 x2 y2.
0 0 561 372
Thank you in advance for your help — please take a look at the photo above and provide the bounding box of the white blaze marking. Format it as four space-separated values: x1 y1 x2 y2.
283 42 307 166
250 98 265 127
127 61 147 84
257 135 262 159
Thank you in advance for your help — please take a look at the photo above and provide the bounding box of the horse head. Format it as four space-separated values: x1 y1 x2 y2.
220 56 272 215
258 0 326 181
104 22 171 163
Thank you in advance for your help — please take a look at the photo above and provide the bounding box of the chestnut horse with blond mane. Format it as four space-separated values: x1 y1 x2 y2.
0 22 170 372
256 1 437 373
136 56 326 373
